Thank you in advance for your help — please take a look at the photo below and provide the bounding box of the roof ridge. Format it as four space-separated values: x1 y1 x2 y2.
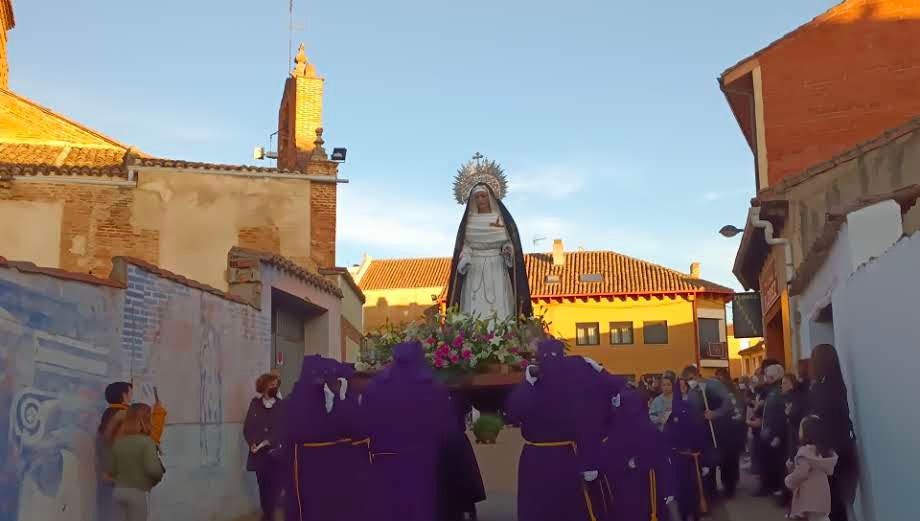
0 87 141 151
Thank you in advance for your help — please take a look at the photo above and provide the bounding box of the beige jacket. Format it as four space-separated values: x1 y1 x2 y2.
785 444 838 516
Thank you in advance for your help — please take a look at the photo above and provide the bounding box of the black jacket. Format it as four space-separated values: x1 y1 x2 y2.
808 378 855 451
243 397 284 471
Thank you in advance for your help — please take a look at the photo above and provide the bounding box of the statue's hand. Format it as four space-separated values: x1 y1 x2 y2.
458 255 471 275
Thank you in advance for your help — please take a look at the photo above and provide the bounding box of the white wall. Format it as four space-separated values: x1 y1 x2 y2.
832 232 920 521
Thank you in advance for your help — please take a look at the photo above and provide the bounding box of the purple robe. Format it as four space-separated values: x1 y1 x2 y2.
604 389 677 521
440 391 487 520
505 339 608 521
361 341 453 521
329 361 370 521
663 384 709 520
282 355 343 521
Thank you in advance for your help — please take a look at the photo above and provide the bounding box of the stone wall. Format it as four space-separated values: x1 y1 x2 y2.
780 124 920 269
0 255 272 521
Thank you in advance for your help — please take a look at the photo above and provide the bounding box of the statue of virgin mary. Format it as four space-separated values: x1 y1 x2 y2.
446 155 532 322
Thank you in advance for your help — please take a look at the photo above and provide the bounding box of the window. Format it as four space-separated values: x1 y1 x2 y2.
643 321 668 344
544 274 560 284
579 273 604 283
698 318 725 359
609 322 633 345
576 322 600 346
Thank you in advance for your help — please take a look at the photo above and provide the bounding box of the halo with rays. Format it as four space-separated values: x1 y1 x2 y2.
453 157 508 204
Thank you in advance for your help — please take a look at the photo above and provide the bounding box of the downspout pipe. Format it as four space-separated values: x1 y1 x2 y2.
748 206 793 283
748 205 797 366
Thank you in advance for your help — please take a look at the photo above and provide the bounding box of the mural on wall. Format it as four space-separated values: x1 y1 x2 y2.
199 322 222 467
0 277 121 521
1 262 272 521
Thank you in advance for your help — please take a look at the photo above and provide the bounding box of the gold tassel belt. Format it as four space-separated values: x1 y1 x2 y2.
678 450 709 514
523 439 597 521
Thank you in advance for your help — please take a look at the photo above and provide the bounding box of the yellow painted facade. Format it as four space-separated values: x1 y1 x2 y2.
727 324 763 378
536 295 727 381
363 286 441 330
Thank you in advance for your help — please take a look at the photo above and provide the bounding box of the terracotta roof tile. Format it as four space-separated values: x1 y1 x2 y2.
112 256 255 307
359 252 733 297
0 142 129 177
0 256 126 288
359 257 452 291
133 157 311 176
229 247 344 299
319 267 366 303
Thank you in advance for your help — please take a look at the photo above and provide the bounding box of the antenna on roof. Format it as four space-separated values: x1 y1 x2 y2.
287 1 304 70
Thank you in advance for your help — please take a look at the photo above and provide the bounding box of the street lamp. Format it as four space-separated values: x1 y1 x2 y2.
719 224 744 238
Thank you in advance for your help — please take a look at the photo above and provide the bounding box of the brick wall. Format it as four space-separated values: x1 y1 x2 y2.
758 0 920 185
238 225 281 253
310 182 336 268
0 181 159 277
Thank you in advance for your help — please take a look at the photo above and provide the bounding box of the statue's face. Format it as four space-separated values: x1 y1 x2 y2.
474 190 491 213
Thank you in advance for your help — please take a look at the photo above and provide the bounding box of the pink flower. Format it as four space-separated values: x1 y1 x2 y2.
449 353 460 363
452 335 464 348
433 357 444 368
461 349 472 360
436 344 449 356
425 336 436 345
519 359 530 368
509 346 520 354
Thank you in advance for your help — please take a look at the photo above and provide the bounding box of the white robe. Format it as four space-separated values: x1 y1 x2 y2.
458 212 515 322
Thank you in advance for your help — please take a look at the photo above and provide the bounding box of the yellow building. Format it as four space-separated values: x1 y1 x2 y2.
727 324 763 378
354 240 734 381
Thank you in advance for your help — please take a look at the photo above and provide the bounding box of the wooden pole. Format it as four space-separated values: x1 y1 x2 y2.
701 383 718 449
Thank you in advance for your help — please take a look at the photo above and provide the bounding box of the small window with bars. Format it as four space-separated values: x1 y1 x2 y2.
544 274 561 284
579 273 604 283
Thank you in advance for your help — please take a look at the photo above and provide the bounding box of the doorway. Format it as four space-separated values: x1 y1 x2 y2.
271 288 328 395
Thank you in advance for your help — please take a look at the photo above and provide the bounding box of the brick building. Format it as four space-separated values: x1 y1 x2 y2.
354 240 734 380
719 0 920 367
0 4 363 369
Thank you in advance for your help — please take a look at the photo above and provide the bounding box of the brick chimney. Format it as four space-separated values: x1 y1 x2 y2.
276 42 340 269
0 0 14 89
552 239 565 267
690 262 701 279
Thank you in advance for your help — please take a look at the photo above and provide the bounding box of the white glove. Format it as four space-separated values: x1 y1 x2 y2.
628 457 637 469
665 496 675 504
771 437 781 448
470 406 481 425
701 467 711 477
338 377 348 401
323 384 335 413
611 393 621 408
583 357 603 373
525 365 539 385
582 470 598 482
458 255 472 275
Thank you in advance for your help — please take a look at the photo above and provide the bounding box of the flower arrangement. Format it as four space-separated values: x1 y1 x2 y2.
357 309 549 374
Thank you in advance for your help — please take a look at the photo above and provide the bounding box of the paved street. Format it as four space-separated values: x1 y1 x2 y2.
237 427 787 521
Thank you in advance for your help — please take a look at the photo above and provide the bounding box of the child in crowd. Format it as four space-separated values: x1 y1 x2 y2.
785 415 838 521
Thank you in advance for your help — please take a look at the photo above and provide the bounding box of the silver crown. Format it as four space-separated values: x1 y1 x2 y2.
453 154 508 204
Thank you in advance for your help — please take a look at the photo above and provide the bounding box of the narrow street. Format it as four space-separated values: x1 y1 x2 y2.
472 428 786 521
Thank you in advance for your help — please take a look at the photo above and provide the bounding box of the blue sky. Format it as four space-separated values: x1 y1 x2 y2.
9 0 838 289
